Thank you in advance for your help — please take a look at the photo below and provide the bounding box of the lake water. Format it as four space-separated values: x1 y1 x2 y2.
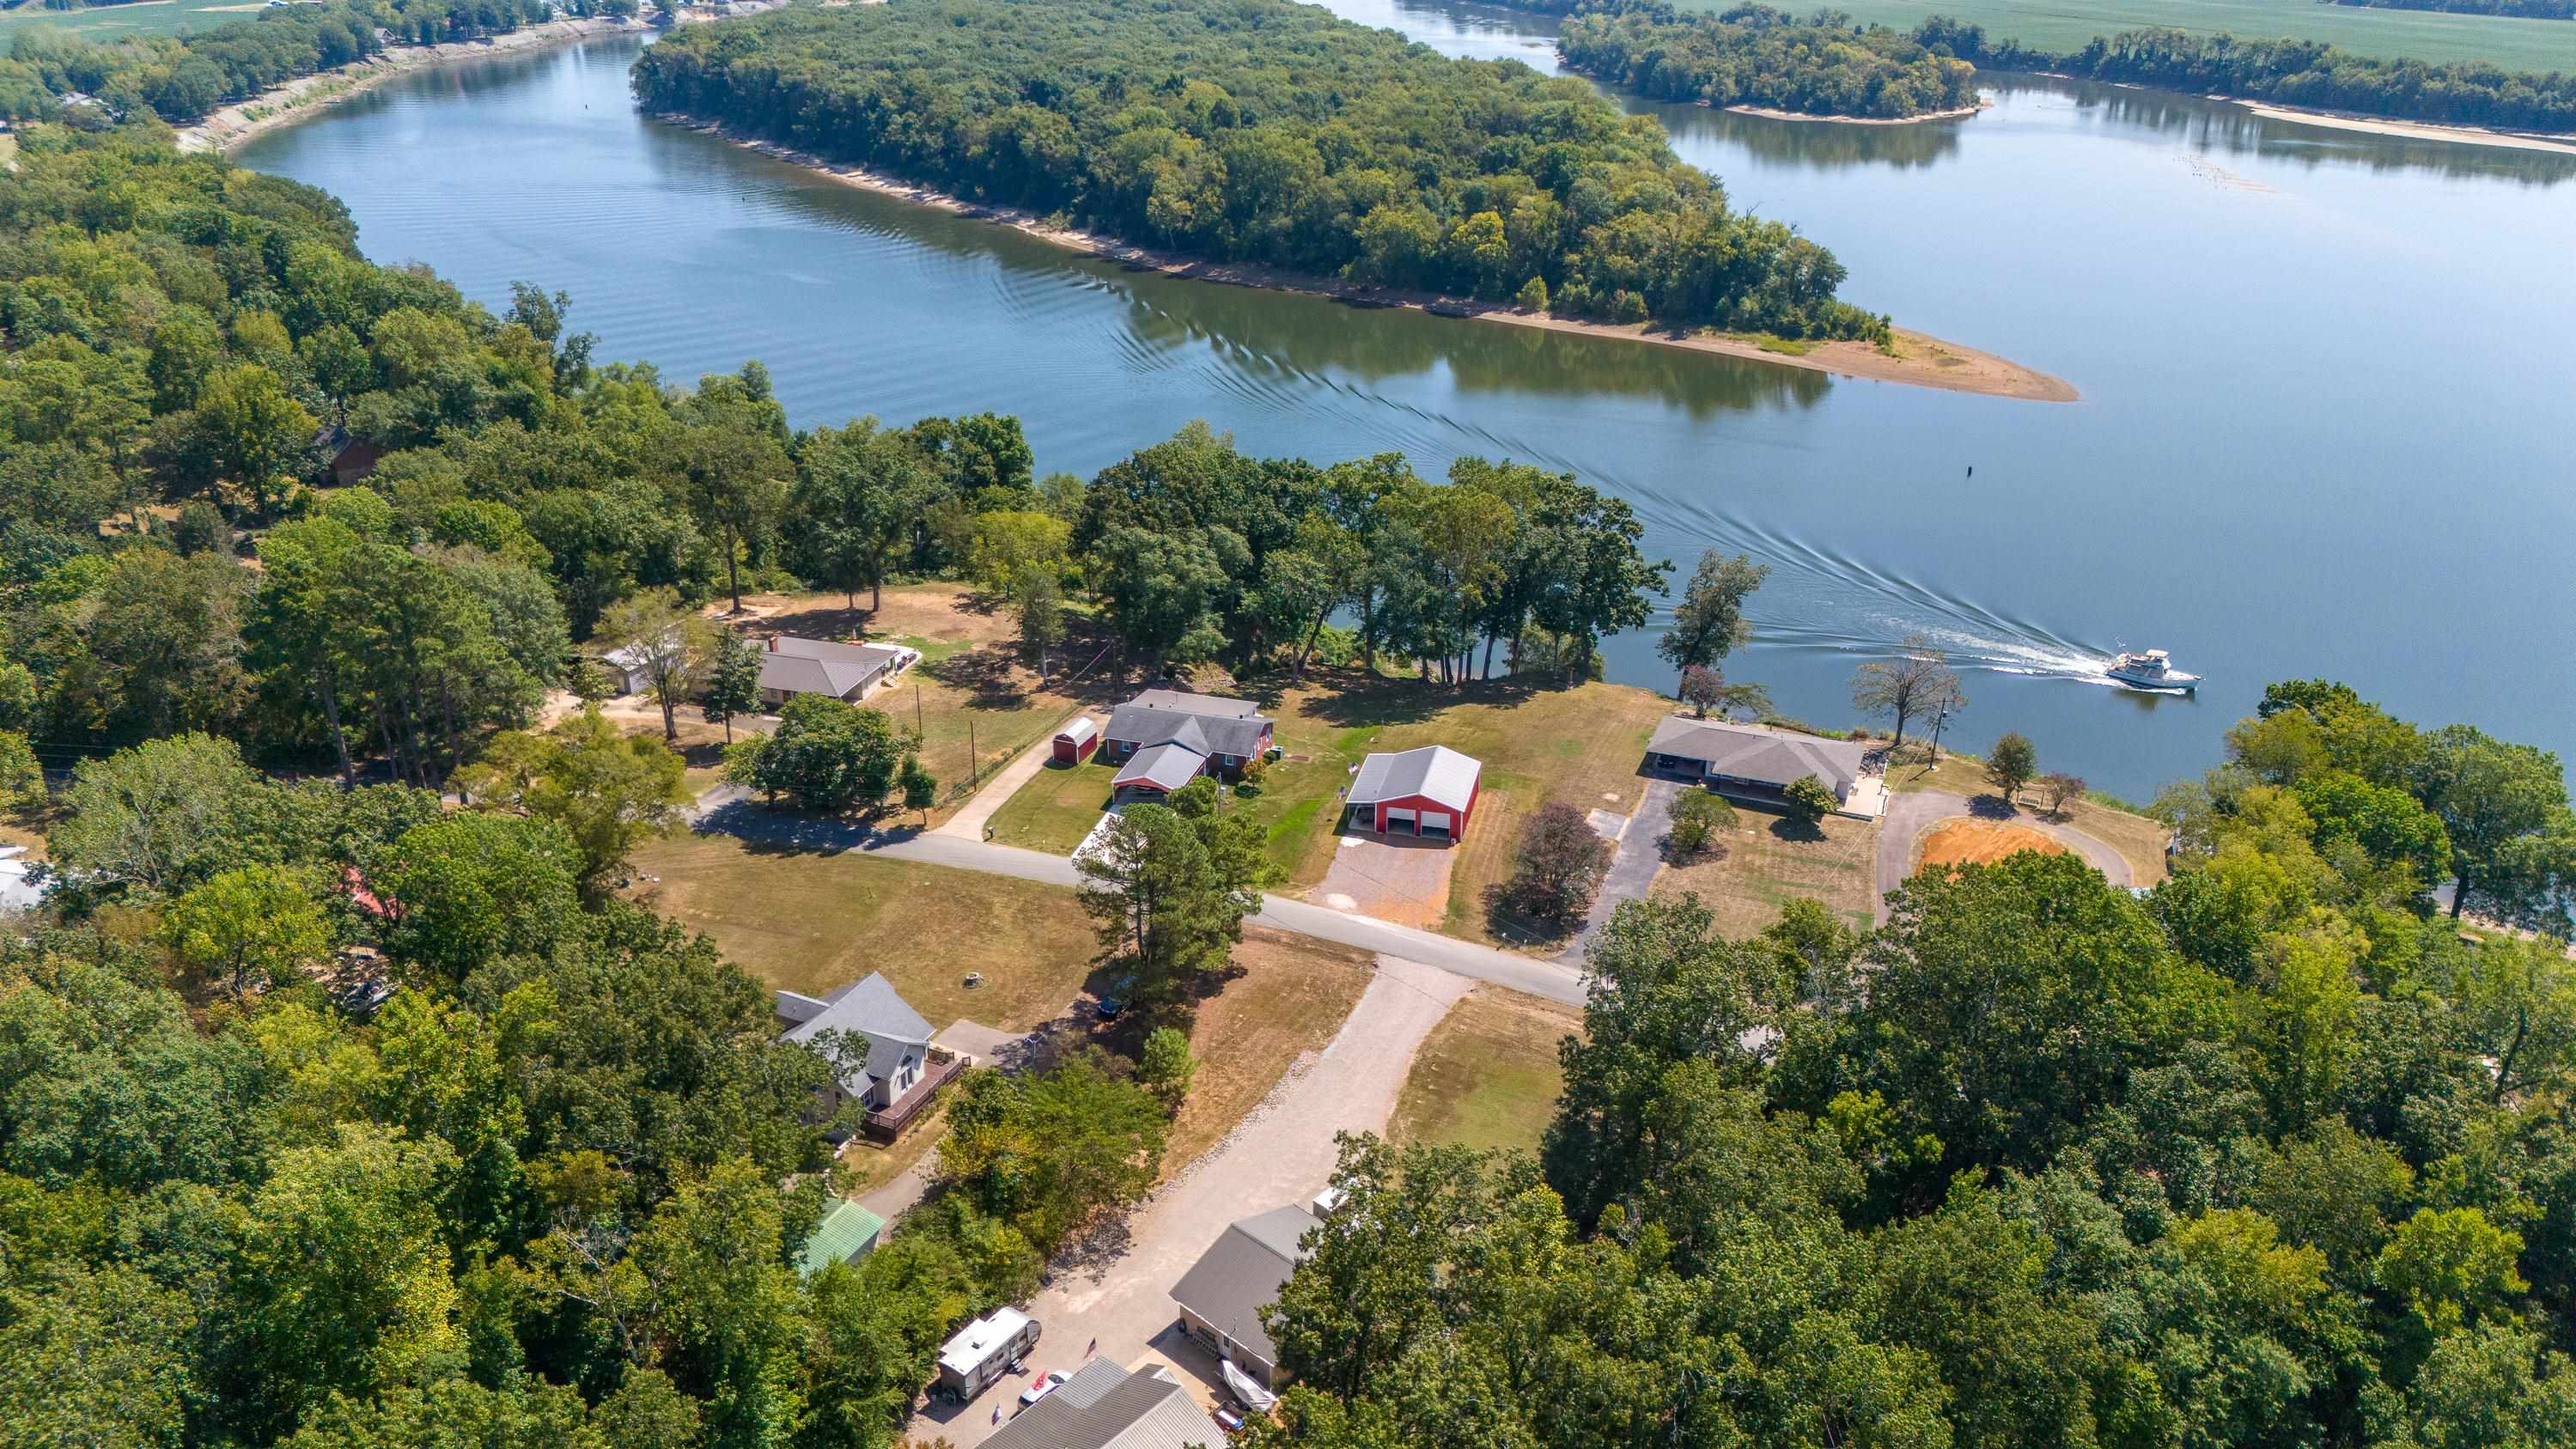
235 4 2576 800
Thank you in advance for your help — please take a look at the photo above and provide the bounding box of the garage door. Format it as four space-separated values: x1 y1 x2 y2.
1383 807 1416 833
1418 811 1452 838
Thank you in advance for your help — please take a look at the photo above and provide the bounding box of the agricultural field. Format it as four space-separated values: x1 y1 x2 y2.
0 0 281 44
1716 0 2576 72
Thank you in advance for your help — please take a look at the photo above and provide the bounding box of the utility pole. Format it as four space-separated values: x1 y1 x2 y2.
915 684 923 736
967 717 977 787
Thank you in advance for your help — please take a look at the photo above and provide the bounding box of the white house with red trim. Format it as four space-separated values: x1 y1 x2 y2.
1340 745 1482 843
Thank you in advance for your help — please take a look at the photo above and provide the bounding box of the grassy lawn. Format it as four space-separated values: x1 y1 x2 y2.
1650 810 1879 937
702 585 1109 818
1889 751 2168 886
985 755 1116 853
626 831 1105 1034
837 1099 950 1196
1702 0 2576 70
976 670 1678 953
1386 987 1582 1156
1163 929 1374 1173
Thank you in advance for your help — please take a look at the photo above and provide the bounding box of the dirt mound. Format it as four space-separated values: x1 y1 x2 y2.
1915 818 2067 871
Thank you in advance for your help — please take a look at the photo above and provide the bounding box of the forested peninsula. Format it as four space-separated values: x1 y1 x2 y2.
629 0 1889 344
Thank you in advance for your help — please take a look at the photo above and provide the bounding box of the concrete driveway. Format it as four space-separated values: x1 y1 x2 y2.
938 709 1092 840
1315 832 1456 928
913 953 1475 1446
1873 788 2134 922
1559 776 1681 965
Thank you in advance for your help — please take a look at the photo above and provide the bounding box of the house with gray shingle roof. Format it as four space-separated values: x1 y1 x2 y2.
776 972 936 1128
756 635 919 706
984 1358 1225 1449
1103 689 1274 799
1169 1203 1319 1391
1645 716 1876 816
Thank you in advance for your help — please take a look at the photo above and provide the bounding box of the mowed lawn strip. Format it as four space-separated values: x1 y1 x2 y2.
1650 811 1879 937
1889 752 2168 886
985 755 1117 854
626 831 1104 1033
1739 0 2576 71
1163 929 1375 1174
1386 986 1582 1156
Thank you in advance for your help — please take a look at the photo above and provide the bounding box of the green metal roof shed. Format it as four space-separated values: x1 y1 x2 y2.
800 1199 886 1275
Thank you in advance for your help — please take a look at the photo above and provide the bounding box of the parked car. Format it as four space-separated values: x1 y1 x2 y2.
1018 1369 1070 1408
1094 974 1137 1020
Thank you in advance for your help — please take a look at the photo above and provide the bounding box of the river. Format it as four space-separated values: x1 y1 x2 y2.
234 3 2576 800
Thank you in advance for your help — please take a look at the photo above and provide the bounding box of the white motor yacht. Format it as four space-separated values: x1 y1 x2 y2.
2106 648 2199 691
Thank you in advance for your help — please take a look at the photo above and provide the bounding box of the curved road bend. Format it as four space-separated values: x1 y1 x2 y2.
1873 788 2136 924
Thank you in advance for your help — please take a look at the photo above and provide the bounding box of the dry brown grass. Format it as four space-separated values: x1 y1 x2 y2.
1651 812 1879 937
1163 928 1374 1173
837 1098 952 1195
1915 818 2067 869
1889 752 2167 885
626 831 1105 1032
1386 987 1581 1156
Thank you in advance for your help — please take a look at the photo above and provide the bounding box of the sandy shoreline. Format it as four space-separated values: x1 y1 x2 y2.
1724 99 1988 126
174 3 789 154
2220 96 2576 156
670 120 2079 403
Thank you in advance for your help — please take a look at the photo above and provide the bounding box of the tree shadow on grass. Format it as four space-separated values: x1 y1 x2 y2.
1293 668 1548 730
923 643 1033 710
1767 816 1828 844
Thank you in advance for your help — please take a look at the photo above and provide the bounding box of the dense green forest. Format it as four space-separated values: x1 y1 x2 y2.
0 0 551 124
2330 0 2574 19
1555 3 1980 119
1915 15 2576 131
1242 677 2576 1449
630 0 1890 340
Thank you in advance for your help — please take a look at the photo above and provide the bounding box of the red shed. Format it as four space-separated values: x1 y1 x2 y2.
1052 715 1100 764
1343 746 1482 843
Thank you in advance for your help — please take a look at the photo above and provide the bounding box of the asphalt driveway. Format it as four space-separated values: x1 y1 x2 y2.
1559 776 1681 965
1873 788 2135 922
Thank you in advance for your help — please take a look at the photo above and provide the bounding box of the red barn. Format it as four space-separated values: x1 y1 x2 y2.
1052 715 1099 764
1342 746 1482 843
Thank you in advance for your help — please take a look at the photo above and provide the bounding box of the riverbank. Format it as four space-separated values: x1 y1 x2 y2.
1723 99 1988 125
667 119 2080 403
175 15 642 153
2221 95 2576 155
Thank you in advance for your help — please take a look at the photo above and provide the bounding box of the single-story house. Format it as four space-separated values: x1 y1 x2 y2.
756 635 920 707
798 1198 886 1275
1169 1202 1320 1391
311 424 381 486
600 640 660 696
1341 745 1481 843
776 972 939 1134
1052 715 1100 764
983 1359 1226 1449
1103 689 1274 798
1645 716 1871 813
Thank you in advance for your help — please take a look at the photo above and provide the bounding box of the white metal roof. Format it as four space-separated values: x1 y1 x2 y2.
1345 745 1481 813
937 1307 1032 1375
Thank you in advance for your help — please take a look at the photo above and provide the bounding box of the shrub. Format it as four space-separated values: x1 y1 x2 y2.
1783 774 1837 825
1503 800 1612 924
1667 788 1737 858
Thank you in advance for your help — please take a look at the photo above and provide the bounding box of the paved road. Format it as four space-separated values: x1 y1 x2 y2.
1559 776 1680 965
1873 788 2134 922
915 954 1477 1446
690 794 1588 1007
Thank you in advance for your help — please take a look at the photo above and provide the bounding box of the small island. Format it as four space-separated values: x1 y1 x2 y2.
1548 2 1985 123
633 0 2072 399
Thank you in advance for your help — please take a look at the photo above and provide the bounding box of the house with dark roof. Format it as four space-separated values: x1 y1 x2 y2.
1644 716 1880 818
756 635 919 707
1102 690 1274 799
1340 745 1481 843
1169 1203 1319 1391
984 1358 1223 1449
775 972 948 1139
